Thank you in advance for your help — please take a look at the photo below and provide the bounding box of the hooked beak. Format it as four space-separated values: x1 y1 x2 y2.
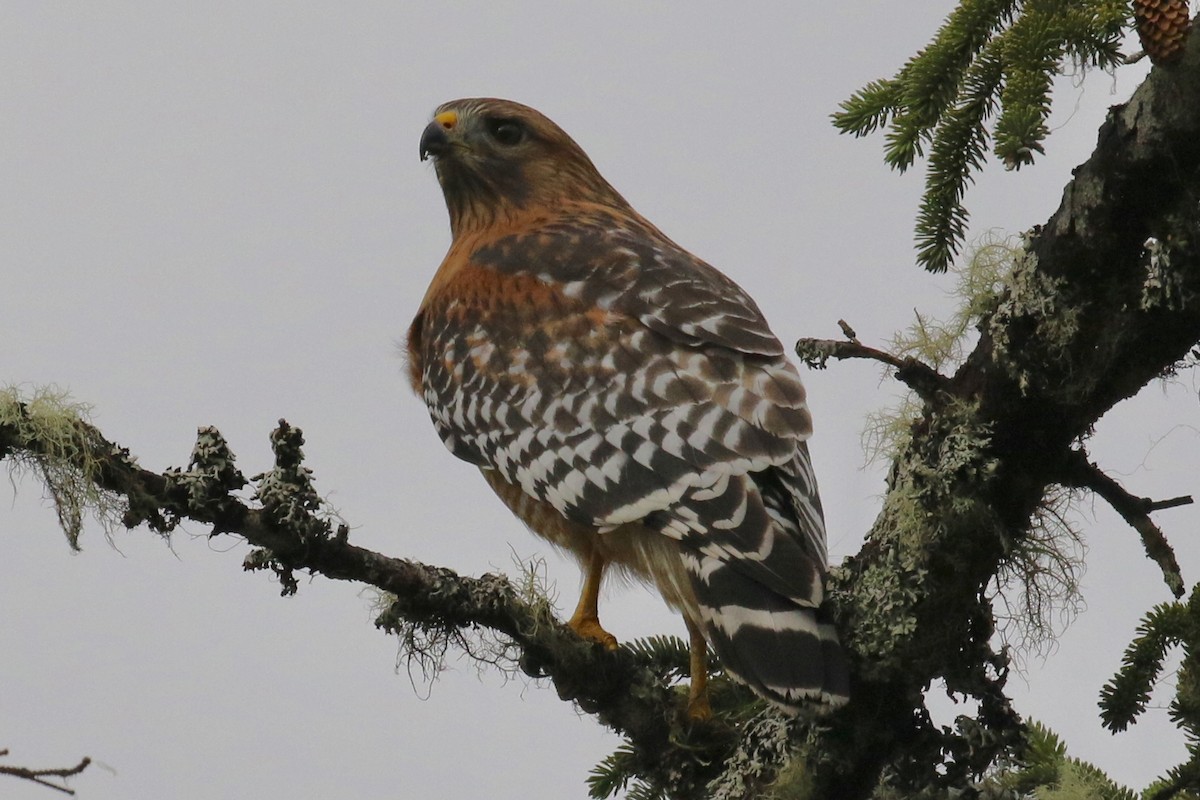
419 110 459 161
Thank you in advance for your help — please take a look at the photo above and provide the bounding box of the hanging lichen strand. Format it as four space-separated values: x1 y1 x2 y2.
832 0 1129 273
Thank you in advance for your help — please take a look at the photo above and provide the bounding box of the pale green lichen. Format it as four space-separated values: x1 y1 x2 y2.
707 711 800 800
1140 236 1192 313
846 396 1002 674
0 385 127 549
854 233 1087 666
889 233 1012 373
761 756 813 800
379 600 468 696
1033 760 1137 800
863 233 1014 466
856 402 1084 673
373 581 509 696
163 426 246 517
985 244 1086 398
373 554 560 695
862 395 922 468
490 551 559 656
508 549 559 620
251 425 328 541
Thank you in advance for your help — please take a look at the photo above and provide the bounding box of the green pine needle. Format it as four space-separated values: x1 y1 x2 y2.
833 79 903 137
1098 584 1200 795
621 634 692 681
1100 602 1188 732
587 742 639 799
834 0 1131 272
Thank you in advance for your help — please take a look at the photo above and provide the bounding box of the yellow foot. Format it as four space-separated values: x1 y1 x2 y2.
568 615 619 650
684 619 711 721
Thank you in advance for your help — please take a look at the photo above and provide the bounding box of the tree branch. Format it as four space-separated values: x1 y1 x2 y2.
0 405 741 797
1061 449 1191 598
0 749 91 796
795 326 950 402
807 26 1200 798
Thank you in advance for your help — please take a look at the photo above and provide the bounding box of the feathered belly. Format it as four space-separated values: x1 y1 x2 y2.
479 467 701 623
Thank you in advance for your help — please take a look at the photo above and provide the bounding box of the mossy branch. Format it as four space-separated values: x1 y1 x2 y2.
807 27 1200 796
0 393 759 798
0 386 128 549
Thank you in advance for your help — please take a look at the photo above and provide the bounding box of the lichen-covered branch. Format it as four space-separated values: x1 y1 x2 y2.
802 24 1200 798
0 749 91 796
0 397 742 798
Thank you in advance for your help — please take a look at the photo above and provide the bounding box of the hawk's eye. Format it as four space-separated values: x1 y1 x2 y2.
487 118 525 147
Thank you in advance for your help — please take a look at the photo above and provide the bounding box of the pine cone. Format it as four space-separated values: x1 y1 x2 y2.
1134 0 1193 65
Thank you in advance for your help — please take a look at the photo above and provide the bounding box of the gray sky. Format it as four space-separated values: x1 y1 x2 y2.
2 3 1194 797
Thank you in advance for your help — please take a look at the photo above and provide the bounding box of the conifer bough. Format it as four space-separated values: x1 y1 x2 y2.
833 0 1191 272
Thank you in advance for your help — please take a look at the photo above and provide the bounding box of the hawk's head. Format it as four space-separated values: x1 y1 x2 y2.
420 98 628 235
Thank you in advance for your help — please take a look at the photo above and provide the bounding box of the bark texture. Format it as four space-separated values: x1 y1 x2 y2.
811 29 1200 798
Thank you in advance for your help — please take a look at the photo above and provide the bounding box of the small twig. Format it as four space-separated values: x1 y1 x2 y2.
1061 450 1190 598
795 326 950 402
1148 495 1193 512
0 749 92 795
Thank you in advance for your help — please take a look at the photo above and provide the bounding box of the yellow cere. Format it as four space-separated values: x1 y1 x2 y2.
435 111 458 130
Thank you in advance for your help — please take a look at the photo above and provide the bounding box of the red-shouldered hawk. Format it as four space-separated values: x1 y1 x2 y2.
408 98 849 718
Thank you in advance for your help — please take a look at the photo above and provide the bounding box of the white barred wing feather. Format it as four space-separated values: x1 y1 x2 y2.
414 215 849 709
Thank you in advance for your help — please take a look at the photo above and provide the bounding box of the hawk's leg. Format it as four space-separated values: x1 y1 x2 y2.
567 550 618 650
684 617 712 720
